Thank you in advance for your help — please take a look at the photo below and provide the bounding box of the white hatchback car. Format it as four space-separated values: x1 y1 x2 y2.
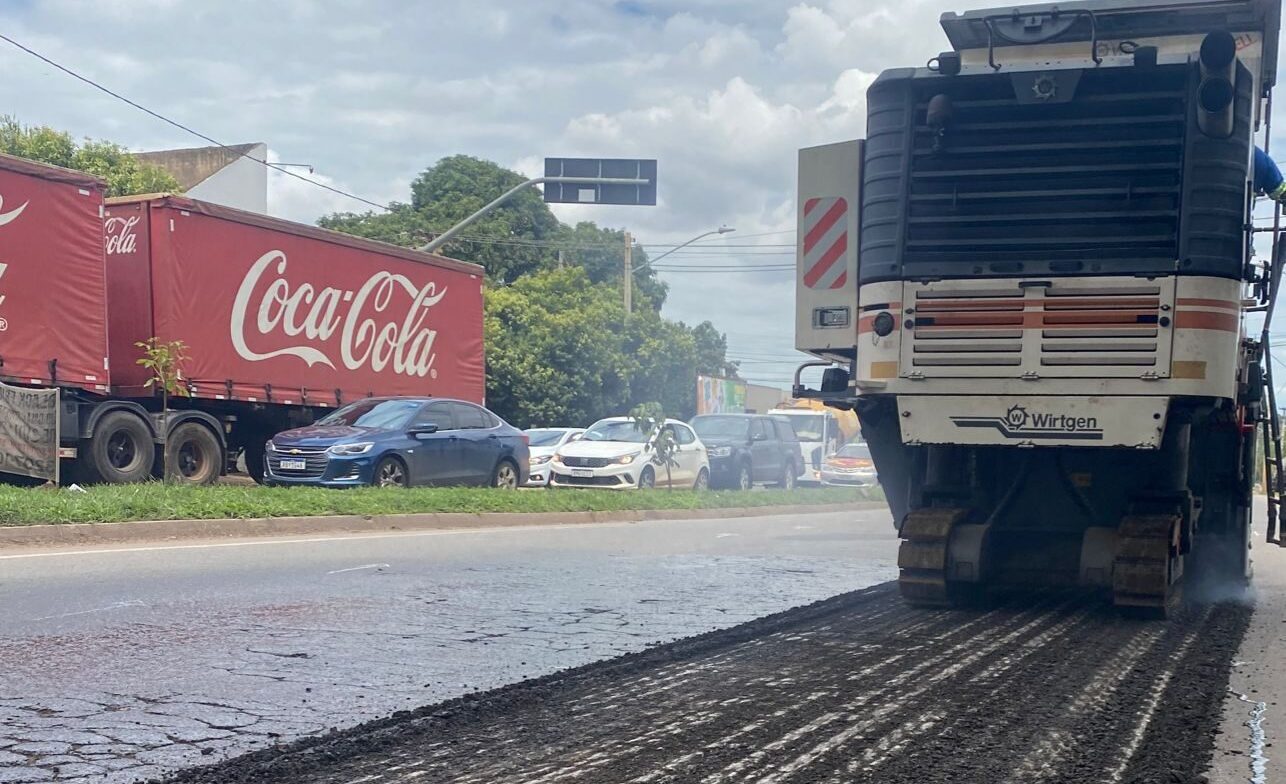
549 417 709 490
523 427 585 487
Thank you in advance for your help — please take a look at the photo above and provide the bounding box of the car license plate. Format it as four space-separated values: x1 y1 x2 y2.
280 458 307 471
572 469 594 478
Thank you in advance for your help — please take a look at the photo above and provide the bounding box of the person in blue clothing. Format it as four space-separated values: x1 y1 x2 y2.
1255 146 1286 202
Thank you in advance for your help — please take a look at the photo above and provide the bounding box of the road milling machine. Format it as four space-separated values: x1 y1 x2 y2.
793 0 1286 614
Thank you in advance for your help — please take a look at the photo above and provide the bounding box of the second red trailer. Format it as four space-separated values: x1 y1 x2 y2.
103 195 486 407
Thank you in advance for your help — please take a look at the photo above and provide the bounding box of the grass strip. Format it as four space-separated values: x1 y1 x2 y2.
0 483 882 526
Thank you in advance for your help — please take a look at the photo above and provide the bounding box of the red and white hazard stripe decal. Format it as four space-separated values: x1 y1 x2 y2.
801 197 848 290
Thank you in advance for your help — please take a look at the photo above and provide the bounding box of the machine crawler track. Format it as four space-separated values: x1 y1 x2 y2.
897 507 971 606
1113 514 1184 616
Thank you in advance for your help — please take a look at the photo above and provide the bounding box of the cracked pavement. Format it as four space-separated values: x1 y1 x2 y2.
0 508 898 782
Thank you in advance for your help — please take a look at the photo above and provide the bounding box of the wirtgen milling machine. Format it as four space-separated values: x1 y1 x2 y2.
794 0 1286 614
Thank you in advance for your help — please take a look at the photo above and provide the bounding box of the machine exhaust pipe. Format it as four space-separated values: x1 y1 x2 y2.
1197 30 1237 139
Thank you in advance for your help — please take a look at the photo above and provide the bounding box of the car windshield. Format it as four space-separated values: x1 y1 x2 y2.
316 399 421 430
785 414 826 442
836 443 871 459
692 416 750 439
525 429 568 447
583 420 652 443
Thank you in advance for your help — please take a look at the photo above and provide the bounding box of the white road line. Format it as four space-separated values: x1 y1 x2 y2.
30 599 147 621
0 522 663 560
0 512 880 561
1233 690 1269 784
327 563 391 575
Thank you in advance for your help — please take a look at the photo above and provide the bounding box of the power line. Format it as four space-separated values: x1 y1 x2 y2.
652 267 794 273
448 235 792 253
653 261 795 267
0 31 393 213
728 352 810 360
642 242 795 248
688 229 796 241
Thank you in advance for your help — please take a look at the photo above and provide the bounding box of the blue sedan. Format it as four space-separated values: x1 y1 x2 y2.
264 397 529 489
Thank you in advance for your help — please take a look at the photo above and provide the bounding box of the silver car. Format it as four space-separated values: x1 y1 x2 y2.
820 442 877 486
523 428 585 487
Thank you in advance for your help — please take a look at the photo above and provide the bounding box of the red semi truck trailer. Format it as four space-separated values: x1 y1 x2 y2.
0 151 485 484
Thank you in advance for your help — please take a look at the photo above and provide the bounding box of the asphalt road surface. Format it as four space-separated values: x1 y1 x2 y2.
166 586 1248 784
0 508 899 783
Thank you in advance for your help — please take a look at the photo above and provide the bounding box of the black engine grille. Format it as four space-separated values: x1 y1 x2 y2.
908 67 1187 269
860 61 1247 283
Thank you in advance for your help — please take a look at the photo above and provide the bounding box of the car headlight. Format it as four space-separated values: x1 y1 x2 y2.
265 441 277 453
709 446 732 458
328 442 375 456
531 454 552 465
615 452 639 465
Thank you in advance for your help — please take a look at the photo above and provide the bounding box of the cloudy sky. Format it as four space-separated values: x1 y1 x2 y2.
3 1 1280 387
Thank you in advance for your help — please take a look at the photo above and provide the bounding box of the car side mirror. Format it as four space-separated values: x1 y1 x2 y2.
408 424 439 438
752 432 767 442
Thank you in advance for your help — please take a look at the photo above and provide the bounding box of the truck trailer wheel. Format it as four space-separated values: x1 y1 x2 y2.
86 411 155 484
166 423 222 485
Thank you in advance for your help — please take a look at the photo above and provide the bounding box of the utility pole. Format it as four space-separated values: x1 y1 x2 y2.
623 232 633 316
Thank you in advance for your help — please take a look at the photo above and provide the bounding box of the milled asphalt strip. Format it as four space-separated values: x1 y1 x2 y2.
0 501 884 549
744 595 1091 784
1105 620 1206 783
1003 624 1169 783
517 602 1017 784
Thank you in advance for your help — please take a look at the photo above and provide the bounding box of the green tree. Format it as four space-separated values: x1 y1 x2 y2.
555 221 667 310
692 321 740 379
629 401 678 490
0 116 180 196
135 338 189 481
484 267 631 427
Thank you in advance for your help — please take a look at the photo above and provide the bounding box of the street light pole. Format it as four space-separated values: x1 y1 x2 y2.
421 176 651 254
623 231 633 315
631 226 736 275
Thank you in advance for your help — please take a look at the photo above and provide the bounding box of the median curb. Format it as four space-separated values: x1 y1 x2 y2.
0 501 886 549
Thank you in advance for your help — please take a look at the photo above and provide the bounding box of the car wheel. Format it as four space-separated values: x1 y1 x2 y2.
736 462 752 491
776 462 797 491
492 459 519 490
638 466 656 489
166 423 222 485
694 467 710 491
373 456 408 488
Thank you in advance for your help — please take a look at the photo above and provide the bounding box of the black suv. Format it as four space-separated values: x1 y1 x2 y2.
691 414 800 490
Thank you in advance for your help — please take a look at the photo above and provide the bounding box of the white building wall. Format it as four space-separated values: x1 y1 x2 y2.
186 143 268 214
